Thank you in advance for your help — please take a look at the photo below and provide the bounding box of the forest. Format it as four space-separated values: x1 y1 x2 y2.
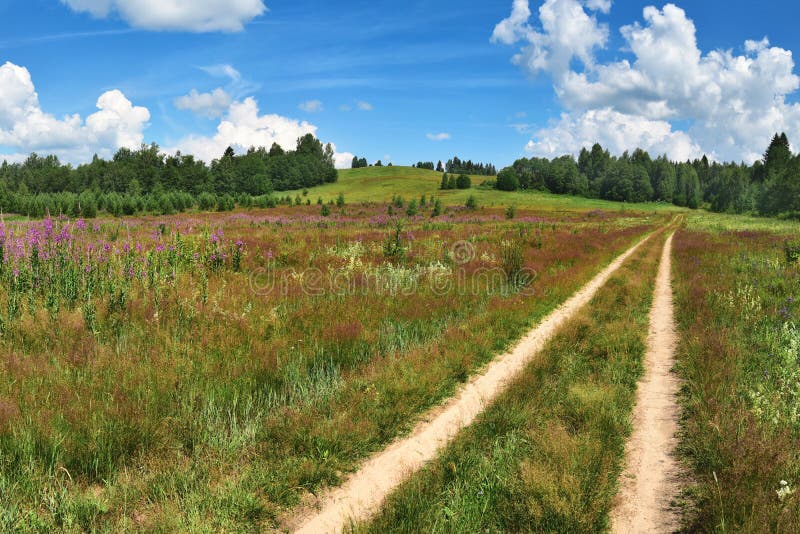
0 134 337 217
495 134 800 217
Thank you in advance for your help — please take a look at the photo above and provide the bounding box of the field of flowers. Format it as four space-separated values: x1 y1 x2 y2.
673 216 800 531
0 202 663 530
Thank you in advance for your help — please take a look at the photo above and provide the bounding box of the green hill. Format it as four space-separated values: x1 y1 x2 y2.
295 166 683 212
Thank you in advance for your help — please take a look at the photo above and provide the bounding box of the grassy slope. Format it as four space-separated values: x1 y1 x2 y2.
293 166 684 212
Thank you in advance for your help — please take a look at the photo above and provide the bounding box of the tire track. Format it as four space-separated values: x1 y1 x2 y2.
289 228 665 534
611 233 682 533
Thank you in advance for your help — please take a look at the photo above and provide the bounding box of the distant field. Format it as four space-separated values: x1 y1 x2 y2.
292 166 684 212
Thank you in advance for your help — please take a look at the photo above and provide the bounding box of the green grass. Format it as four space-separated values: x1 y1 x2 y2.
294 166 685 212
357 228 668 533
673 226 800 531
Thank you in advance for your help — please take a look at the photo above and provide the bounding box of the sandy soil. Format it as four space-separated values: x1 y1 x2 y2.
610 234 683 533
288 231 659 534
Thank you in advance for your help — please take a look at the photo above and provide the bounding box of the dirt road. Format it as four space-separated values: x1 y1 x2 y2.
611 233 683 533
289 231 659 534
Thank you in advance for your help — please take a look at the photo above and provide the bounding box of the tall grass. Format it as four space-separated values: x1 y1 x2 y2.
359 230 667 533
673 226 800 532
0 205 664 530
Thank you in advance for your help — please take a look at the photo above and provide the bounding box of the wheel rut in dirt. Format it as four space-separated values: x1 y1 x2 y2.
289 229 664 534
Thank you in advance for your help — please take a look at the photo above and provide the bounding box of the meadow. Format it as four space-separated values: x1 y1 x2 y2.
292 166 684 212
0 196 665 531
1 163 798 532
672 213 800 532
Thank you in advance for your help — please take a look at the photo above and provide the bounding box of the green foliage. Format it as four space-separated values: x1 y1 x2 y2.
785 240 800 264
455 174 471 190
431 198 442 217
405 200 418 217
465 195 477 210
495 168 520 191
383 219 405 261
336 192 346 208
321 204 331 217
445 156 497 176
505 205 516 220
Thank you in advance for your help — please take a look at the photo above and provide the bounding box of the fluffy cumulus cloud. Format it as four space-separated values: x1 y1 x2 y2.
0 61 149 163
495 1 800 162
492 0 609 78
174 88 232 118
525 108 701 161
170 93 353 168
60 0 266 32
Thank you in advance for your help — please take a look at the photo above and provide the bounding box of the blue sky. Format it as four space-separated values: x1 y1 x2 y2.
2 1 800 168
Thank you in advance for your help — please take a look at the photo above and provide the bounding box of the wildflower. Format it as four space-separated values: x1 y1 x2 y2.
778 480 795 501
75 218 86 231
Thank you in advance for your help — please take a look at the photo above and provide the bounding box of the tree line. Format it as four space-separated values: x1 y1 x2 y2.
445 156 496 176
412 157 496 176
495 134 800 217
0 134 337 217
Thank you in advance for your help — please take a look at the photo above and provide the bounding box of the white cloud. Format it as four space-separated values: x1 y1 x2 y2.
357 101 373 111
169 96 354 168
175 88 232 118
298 99 323 113
0 61 149 163
494 1 800 162
493 0 609 79
584 0 611 14
60 0 266 32
525 108 701 161
426 132 451 141
333 150 354 169
200 64 241 82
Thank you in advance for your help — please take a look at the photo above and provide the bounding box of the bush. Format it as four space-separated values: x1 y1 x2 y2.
406 200 418 217
321 204 331 217
383 219 405 261
217 194 235 212
785 241 800 264
456 174 471 189
496 168 520 191
158 194 175 215
198 192 217 211
505 205 516 220
500 238 530 286
431 198 442 217
336 193 346 208
465 195 478 210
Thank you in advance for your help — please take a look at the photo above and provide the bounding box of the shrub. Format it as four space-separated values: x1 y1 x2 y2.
217 194 235 212
456 174 471 189
785 241 800 264
431 199 442 217
383 219 405 261
496 168 520 191
505 205 516 220
336 193 346 208
500 238 530 286
321 204 331 217
465 195 478 210
198 192 217 211
406 200 418 217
